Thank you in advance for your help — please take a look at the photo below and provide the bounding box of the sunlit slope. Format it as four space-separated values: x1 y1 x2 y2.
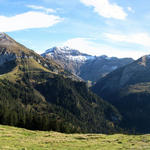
0 125 150 150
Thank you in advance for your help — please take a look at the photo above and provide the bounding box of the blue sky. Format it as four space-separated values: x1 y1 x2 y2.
0 0 150 59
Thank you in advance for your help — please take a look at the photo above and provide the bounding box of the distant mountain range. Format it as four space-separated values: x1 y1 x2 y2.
42 46 134 82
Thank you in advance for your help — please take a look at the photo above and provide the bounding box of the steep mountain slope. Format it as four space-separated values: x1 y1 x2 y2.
0 33 122 133
41 46 95 77
80 55 133 82
92 55 150 133
42 47 133 82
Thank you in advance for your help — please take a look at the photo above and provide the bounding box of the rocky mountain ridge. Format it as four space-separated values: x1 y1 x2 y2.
42 46 134 82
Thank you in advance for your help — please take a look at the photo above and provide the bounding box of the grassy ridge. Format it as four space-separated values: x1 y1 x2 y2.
0 125 150 150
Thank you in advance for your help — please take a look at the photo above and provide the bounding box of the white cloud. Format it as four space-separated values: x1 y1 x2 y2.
62 37 145 59
105 33 150 47
63 38 95 54
0 11 63 32
27 5 56 13
127 7 134 13
80 0 127 20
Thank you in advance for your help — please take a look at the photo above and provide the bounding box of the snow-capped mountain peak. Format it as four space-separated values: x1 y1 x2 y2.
43 46 95 62
41 46 134 81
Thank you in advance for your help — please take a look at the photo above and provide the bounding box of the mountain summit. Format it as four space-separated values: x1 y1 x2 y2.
42 46 134 82
0 32 14 44
0 33 75 78
43 46 95 62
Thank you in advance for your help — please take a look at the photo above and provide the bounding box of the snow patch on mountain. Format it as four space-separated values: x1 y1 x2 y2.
66 55 93 62
42 46 95 62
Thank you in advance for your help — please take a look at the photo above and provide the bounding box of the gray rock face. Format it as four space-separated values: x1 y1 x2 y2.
0 53 16 66
0 33 17 65
80 56 133 82
42 47 134 82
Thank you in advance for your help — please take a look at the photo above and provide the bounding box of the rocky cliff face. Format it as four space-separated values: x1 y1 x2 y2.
42 46 134 82
0 52 16 65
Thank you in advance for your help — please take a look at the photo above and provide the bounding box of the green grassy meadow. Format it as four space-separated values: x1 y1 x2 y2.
0 125 150 150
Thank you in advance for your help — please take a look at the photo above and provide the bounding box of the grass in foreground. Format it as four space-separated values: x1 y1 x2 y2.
0 125 150 150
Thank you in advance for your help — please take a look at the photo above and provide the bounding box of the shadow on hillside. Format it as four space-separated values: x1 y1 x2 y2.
0 60 17 75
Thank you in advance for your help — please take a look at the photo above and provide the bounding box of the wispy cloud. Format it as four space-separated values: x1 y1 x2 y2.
62 37 147 59
63 38 94 53
27 5 56 13
105 33 150 47
80 0 127 20
0 11 63 32
127 7 134 13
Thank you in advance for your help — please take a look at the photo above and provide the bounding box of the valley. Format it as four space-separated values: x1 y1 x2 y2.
0 32 150 135
0 0 149 149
